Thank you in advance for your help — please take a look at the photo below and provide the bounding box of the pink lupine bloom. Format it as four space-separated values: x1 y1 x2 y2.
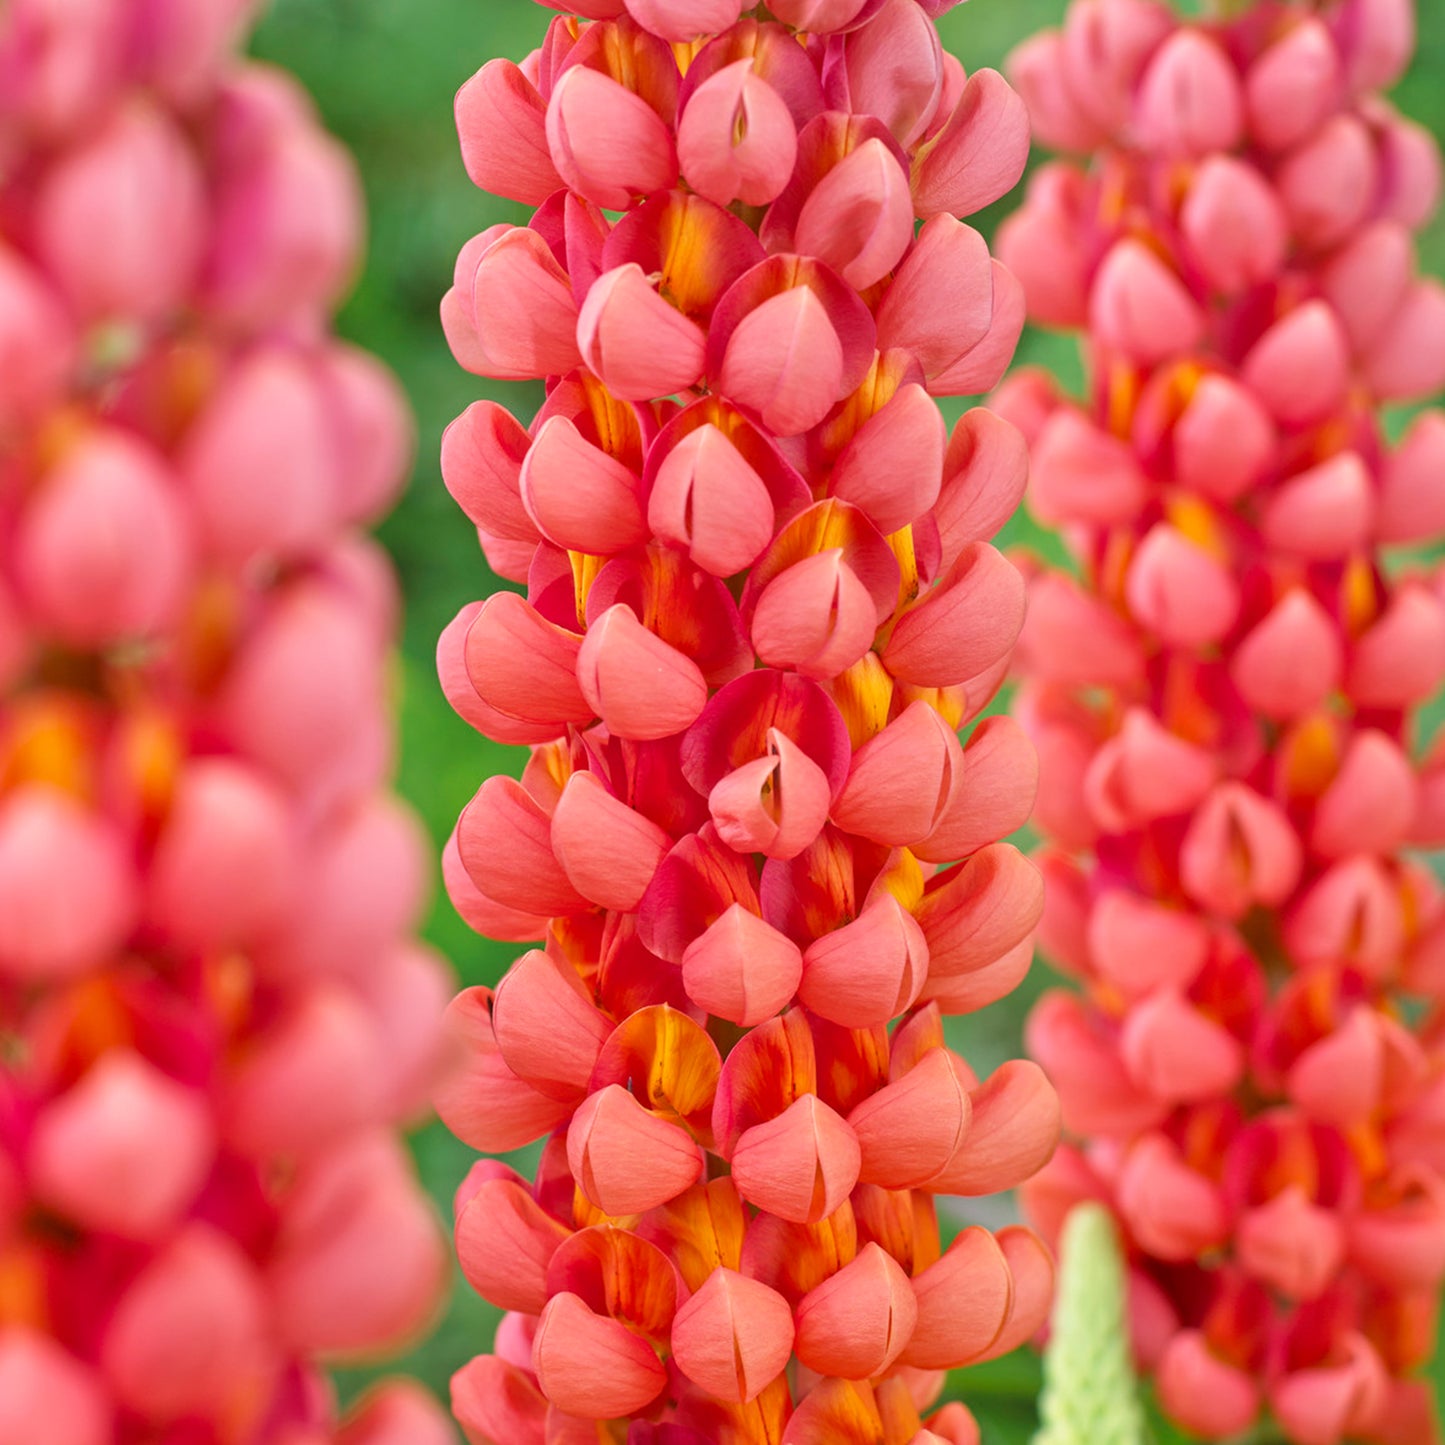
0 2 451 1441
1001 3 1445 1442
439 3 1057 1442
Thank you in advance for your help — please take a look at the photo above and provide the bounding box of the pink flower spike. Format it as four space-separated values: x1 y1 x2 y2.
830 382 946 536
463 592 590 732
911 68 1029 220
1379 411 1445 544
1119 990 1244 1104
623 0 745 43
678 60 798 208
1236 1187 1345 1301
545 65 678 212
1332 0 1417 91
1173 374 1276 503
670 1268 794 1403
550 771 672 911
1229 590 1343 720
1089 239 1204 366
490 949 611 1102
457 777 589 919
577 264 707 402
567 1085 705 1215
577 604 709 741
533 1292 667 1419
1245 19 1342 153
1260 452 1374 560
459 227 582 382
1319 222 1416 353
1346 584 1445 708
1115 1136 1228 1262
1362 279 1445 402
799 894 929 1027
930 1060 1059 1196
680 905 803 1027
1155 1332 1261 1441
450 1356 547 1445
455 59 562 205
708 729 832 861
901 1227 1013 1370
1179 157 1289 295
751 550 878 678
1277 114 1378 250
848 1046 972 1189
1312 730 1417 859
729 1094 861 1224
794 138 914 292
840 0 945 148
794 1241 919 1379
1241 301 1351 427
1029 410 1148 526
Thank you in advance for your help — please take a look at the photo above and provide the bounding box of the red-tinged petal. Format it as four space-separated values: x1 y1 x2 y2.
917 715 1037 861
647 423 776 577
934 410 1028 562
578 604 708 742
545 1224 678 1336
924 1403 980 1445
433 988 572 1153
882 543 1026 689
1348 1177 1445 1290
671 1268 794 1403
876 215 993 390
441 401 537 544
730 1094 861 1225
1261 453 1374 560
639 827 760 964
1269 1336 1389 1445
550 771 671 912
455 1178 571 1314
567 1084 704 1215
901 1226 1012 1369
623 0 745 42
1313 730 1417 859
830 383 946 537
1319 221 1415 353
1242 301 1351 428
0 787 136 983
1279 114 1378 250
915 844 1043 981
1025 991 1166 1138
751 550 879 678
1116 1135 1229 1261
832 701 961 847
710 730 833 861
1347 584 1445 708
457 777 588 918
1364 279 1445 403
463 592 590 730
922 936 1034 1016
443 828 551 942
1379 410 1445 544
768 0 873 29
678 59 798 208
491 949 611 1101
1287 1008 1386 1127
911 68 1029 220
681 904 803 1027
532 1292 667 1419
0 1331 110 1445
1180 156 1289 295
1084 709 1216 831
456 59 562 205
1174 373 1277 503
799 894 929 1028
1120 990 1245 1104
1155 1332 1261 1441
848 1047 971 1189
1125 523 1239 647
794 138 913 292
520 416 647 554
929 1060 1059 1196
1179 782 1303 920
1135 30 1244 159
713 1010 819 1155
1237 1186 1345 1301
577 264 707 403
781 1378 886 1445
1087 890 1210 997
717 283 847 438
1246 18 1342 153
929 258 1025 396
976 1227 1053 1361
1090 239 1204 366
794 1241 918 1380
1284 857 1403 977
1018 572 1145 689
1029 409 1148 527
839 0 944 147
1230 590 1342 720
545 65 678 212
464 227 582 382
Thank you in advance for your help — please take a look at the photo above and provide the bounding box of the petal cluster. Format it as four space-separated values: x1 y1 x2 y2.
1001 4 1445 1442
439 4 1056 1441
0 3 450 1441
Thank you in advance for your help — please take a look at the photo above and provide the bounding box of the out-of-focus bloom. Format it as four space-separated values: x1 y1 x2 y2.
0 1 451 1441
1002 3 1445 1442
438 2 1055 1441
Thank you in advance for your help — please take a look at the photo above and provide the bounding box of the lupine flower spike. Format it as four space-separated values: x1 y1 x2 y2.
438 2 1060 1441
1034 1203 1146 1445
0 3 452 1441
1002 1 1445 1442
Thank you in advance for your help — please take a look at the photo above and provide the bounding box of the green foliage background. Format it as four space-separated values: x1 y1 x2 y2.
245 1 1445 1437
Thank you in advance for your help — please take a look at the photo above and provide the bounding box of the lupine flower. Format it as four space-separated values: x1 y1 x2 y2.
439 3 1058 1441
0 3 450 1441
1001 3 1445 1442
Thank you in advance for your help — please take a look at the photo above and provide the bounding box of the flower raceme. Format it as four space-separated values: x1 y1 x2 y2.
437 3 1059 1442
998 3 1445 1443
0 3 452 1443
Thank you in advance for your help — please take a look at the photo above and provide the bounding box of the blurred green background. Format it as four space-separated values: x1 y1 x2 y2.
245 1 1445 1437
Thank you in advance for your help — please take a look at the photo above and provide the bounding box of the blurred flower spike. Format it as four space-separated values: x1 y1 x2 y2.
438 1 1061 1441
1003 1 1445 1442
0 1 453 1441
